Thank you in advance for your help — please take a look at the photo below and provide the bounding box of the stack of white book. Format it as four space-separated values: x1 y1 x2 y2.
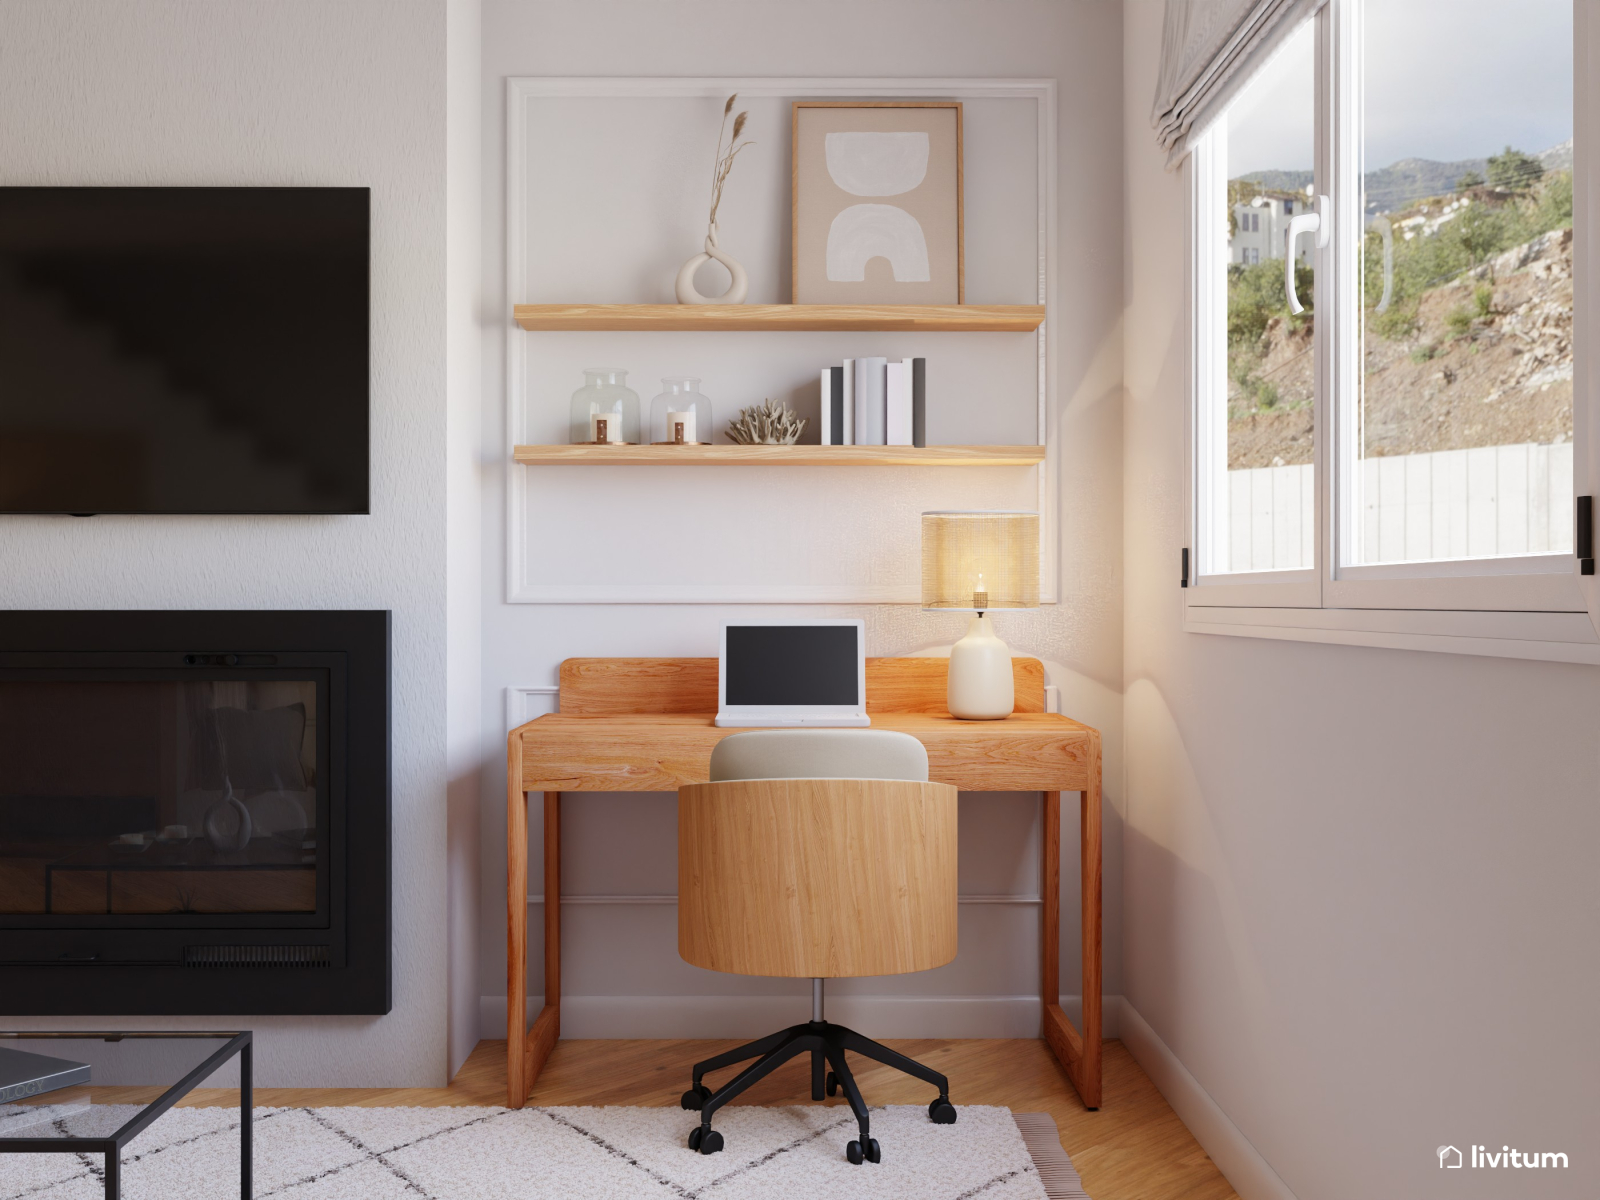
819 357 926 447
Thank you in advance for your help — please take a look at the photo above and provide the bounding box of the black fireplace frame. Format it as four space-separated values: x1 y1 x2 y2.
0 610 390 1015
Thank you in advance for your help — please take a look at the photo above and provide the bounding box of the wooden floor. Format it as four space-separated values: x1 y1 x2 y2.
99 1037 1238 1200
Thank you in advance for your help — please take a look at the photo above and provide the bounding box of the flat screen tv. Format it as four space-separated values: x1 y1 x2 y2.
0 187 369 514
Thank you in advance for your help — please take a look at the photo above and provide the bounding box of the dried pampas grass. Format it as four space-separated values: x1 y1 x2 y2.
707 94 753 233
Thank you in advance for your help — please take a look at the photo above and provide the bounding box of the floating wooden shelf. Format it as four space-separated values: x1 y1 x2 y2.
512 444 1045 466
512 304 1045 332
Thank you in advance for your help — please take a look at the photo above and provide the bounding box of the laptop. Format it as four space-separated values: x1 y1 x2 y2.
715 620 870 728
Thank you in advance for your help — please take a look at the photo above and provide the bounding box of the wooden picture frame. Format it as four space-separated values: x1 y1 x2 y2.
791 101 964 305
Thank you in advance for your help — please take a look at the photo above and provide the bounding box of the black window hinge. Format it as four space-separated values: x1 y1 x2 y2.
1578 496 1594 575
1181 547 1190 588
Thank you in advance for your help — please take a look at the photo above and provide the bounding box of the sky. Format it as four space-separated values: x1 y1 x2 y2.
1227 0 1573 179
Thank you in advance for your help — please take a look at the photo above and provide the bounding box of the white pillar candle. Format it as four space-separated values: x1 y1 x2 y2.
667 410 697 444
590 412 624 444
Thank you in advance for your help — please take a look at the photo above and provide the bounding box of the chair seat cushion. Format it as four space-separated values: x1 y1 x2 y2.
709 729 928 782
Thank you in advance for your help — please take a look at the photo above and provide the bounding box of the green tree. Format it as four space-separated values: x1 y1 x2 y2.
1530 169 1573 231
1487 146 1543 192
1228 257 1312 347
1452 201 1504 266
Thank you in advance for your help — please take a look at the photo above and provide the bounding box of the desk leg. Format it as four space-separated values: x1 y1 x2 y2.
1080 745 1103 1106
506 746 528 1107
1039 768 1104 1106
527 791 562 1087
1041 790 1060 1029
507 777 561 1107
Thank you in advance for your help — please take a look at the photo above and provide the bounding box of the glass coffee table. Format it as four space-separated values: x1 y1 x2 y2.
0 1031 251 1199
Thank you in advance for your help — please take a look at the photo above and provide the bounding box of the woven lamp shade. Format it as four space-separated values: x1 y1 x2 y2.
921 511 1040 611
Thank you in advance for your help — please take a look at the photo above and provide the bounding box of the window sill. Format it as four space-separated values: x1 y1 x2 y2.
1183 603 1600 664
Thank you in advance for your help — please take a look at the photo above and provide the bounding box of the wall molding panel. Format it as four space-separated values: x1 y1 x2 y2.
505 684 559 732
504 77 1058 605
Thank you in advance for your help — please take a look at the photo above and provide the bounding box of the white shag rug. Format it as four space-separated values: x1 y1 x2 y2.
0 1102 1090 1199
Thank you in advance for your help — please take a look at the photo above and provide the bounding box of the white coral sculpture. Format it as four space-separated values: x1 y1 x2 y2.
725 399 807 445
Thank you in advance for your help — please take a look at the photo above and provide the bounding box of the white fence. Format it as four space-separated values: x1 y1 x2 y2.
1226 460 1316 573
1227 442 1573 572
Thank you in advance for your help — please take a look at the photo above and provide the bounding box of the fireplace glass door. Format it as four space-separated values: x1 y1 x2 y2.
0 676 326 920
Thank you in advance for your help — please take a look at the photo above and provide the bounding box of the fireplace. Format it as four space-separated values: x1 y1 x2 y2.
0 611 389 1014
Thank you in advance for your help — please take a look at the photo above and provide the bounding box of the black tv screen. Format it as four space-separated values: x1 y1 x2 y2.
0 187 369 514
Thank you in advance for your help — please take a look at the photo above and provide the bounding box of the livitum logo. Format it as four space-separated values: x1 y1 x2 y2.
1438 1144 1569 1170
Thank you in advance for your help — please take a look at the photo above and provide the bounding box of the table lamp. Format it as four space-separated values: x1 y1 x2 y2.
921 511 1040 720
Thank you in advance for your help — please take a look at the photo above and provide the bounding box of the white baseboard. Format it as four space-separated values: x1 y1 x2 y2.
1118 998 1299 1200
480 993 1121 1042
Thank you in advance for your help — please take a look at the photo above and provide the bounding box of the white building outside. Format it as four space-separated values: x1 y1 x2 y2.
1230 188 1315 266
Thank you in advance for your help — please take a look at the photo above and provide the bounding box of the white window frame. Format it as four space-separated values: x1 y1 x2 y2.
1186 25 1321 611
1184 0 1600 662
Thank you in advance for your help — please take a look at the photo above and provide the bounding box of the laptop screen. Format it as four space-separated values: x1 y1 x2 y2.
724 624 861 706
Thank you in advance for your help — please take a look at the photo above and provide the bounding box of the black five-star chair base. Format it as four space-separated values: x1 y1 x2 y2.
680 1019 958 1165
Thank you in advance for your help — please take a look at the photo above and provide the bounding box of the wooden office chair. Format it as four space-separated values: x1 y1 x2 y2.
677 729 959 1165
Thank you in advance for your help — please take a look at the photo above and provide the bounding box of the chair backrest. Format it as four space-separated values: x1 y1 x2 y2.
679 777 957 978
708 729 928 783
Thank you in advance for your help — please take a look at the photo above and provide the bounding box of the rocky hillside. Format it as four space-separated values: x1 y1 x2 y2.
1363 228 1572 457
1227 228 1572 469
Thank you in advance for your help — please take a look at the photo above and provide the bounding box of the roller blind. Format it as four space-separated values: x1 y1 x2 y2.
1150 0 1325 168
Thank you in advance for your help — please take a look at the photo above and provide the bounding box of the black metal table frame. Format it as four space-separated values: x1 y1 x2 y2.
0 1030 251 1199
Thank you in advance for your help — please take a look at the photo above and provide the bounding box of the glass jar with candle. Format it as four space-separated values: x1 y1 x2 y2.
570 368 640 444
648 377 714 445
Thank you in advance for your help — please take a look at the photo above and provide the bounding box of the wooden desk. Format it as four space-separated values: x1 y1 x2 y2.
505 657 1102 1109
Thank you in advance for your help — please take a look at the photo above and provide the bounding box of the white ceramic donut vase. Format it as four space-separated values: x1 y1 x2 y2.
675 225 748 305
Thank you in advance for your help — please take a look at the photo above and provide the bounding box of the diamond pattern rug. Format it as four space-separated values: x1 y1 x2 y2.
0 1102 1089 1199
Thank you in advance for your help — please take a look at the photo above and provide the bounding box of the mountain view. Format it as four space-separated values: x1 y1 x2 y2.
1237 140 1573 217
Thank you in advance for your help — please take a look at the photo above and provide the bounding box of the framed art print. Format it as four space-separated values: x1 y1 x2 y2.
791 101 963 304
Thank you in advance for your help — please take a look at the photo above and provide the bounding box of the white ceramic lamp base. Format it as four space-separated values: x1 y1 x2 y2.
947 613 1014 720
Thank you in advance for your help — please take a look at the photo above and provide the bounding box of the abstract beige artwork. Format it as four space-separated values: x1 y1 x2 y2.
791 102 962 304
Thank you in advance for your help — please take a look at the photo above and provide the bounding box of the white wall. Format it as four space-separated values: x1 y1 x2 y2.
1122 4 1600 1199
478 0 1125 1039
0 0 456 1087
446 0 485 1079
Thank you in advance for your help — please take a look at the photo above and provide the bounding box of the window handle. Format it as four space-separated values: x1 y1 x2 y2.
1285 194 1330 315
1370 215 1394 313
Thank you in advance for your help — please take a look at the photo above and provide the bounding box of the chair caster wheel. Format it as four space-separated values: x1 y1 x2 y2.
687 1126 723 1154
680 1084 711 1110
846 1138 880 1164
825 1071 839 1097
928 1097 957 1124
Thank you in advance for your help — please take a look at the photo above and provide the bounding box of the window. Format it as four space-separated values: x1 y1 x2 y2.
1194 16 1317 596
1346 0 1573 572
1189 0 1587 631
